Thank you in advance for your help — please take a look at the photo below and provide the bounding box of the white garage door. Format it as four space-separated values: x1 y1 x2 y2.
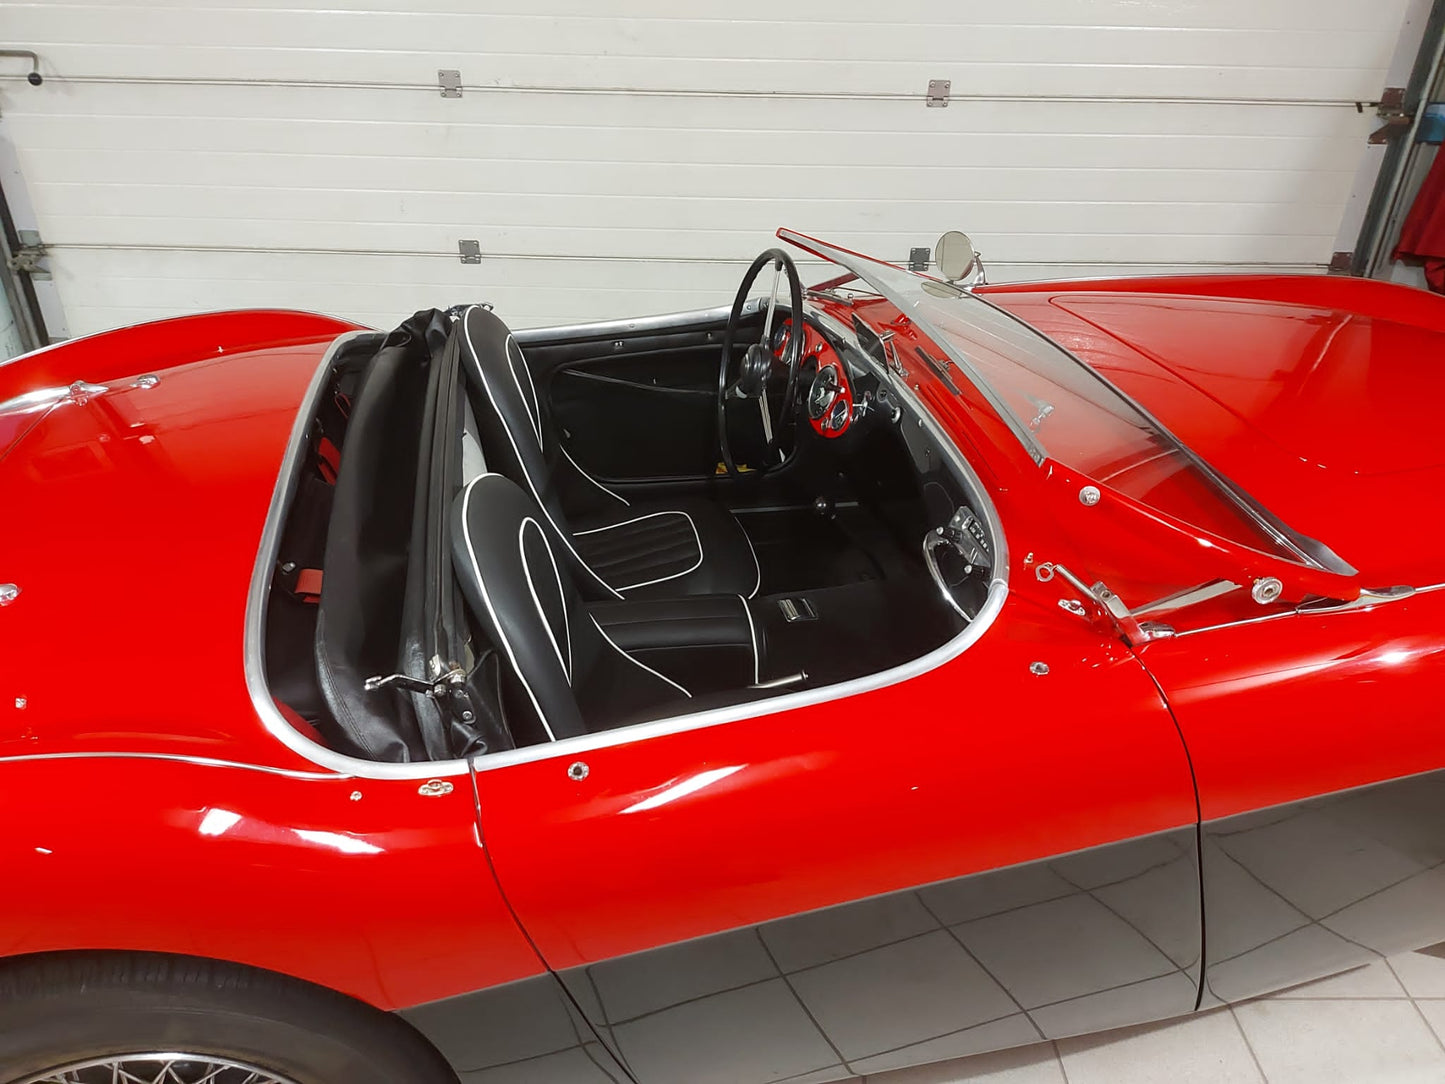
0 0 1416 335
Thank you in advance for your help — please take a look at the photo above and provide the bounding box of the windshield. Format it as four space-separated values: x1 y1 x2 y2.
779 228 1351 575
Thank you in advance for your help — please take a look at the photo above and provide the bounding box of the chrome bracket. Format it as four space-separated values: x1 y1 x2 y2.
1035 562 1180 646
1296 584 1414 615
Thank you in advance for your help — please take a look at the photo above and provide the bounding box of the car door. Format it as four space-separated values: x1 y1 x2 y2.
471 591 1202 1083
516 303 778 482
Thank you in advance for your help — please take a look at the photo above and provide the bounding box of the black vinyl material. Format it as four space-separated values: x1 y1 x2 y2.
459 305 761 601
449 474 694 742
589 594 759 694
313 310 452 761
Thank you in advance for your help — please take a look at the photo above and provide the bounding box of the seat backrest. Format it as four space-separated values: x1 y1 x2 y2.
458 304 625 599
450 473 691 743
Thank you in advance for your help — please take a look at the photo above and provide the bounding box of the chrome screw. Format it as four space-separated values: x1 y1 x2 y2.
1251 577 1283 605
567 761 590 781
1078 486 1101 506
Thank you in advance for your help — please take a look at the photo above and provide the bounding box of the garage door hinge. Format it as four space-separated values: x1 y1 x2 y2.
926 79 950 108
438 69 462 98
1366 87 1412 144
7 229 47 277
458 239 481 263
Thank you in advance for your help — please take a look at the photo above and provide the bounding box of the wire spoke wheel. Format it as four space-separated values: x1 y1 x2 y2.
17 1054 301 1084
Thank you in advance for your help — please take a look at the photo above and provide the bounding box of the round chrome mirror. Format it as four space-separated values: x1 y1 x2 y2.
935 231 977 281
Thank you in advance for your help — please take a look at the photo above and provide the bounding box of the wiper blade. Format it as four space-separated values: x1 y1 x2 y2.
914 346 959 394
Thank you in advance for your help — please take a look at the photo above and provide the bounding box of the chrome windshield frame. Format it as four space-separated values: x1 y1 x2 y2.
777 228 1356 578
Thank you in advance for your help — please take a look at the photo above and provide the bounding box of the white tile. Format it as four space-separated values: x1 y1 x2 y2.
862 1040 1067 1084
789 930 1016 1061
1056 1007 1263 1084
954 893 1175 1009
1268 959 1405 999
1389 949 1445 999
848 1014 1040 1077
612 978 836 1084
1409 999 1445 1049
1233 999 1445 1084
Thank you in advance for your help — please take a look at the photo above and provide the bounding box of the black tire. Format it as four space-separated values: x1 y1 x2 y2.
0 951 459 1084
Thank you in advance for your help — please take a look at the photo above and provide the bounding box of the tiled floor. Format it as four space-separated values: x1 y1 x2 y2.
861 950 1445 1084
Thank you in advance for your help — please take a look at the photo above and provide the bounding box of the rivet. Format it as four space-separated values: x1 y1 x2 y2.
349 790 362 801
567 761 590 781
0 583 19 606
14 697 26 710
1251 577 1283 605
1078 485 1101 507
1029 661 1050 676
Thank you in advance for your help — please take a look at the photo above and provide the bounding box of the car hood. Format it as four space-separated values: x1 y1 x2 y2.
986 284 1445 585
0 313 354 763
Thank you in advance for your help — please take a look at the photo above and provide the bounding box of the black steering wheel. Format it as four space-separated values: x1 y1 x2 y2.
717 248 806 476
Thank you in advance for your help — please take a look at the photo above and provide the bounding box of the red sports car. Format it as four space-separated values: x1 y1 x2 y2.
2 228 1443 1084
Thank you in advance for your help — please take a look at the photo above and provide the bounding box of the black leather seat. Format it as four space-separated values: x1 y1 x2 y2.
450 473 697 743
458 304 760 602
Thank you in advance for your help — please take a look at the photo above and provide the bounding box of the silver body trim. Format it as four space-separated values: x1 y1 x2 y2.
512 304 737 346
0 751 342 779
244 311 1007 781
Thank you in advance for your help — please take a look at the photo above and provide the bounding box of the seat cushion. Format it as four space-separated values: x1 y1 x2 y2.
572 498 761 600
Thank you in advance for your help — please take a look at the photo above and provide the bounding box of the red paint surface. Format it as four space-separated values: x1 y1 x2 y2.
1 260 1442 1011
0 757 543 1008
476 578 1197 970
0 311 548 1007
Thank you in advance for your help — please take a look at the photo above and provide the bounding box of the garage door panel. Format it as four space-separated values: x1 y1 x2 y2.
43 196 1346 253
15 133 1371 194
32 172 1358 224
44 0 1398 35
3 83 1387 139
0 0 1411 336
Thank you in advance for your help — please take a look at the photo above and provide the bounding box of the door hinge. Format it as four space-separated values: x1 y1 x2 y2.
458 239 482 264
7 229 47 276
926 79 951 108
438 69 462 98
1367 87 1413 144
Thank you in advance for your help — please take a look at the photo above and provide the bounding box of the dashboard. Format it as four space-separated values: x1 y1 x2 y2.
770 305 998 623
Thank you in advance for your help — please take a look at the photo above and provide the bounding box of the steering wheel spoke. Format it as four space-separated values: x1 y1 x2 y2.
717 249 805 477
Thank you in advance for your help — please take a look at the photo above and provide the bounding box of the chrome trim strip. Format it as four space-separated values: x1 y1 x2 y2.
512 305 733 345
512 300 764 346
0 751 341 779
245 317 1007 781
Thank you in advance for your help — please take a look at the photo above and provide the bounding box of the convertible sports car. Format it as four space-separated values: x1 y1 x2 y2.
1 227 1444 1084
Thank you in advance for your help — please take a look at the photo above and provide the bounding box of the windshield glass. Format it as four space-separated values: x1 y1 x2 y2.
780 229 1349 574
